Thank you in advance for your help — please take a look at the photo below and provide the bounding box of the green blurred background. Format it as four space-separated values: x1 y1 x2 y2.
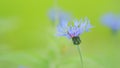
0 0 120 68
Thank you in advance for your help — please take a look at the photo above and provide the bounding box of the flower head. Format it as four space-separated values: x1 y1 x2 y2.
48 8 71 23
56 18 93 45
101 13 120 33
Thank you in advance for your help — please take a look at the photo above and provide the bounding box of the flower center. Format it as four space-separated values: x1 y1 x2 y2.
67 32 75 38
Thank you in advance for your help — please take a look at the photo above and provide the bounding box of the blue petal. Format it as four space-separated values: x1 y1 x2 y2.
57 25 64 33
74 20 80 27
59 20 68 28
86 21 93 32
56 33 71 39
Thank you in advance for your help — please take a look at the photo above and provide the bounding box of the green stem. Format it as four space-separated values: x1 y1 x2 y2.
76 45 83 68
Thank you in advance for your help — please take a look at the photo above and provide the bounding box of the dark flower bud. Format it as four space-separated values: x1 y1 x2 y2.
72 36 81 45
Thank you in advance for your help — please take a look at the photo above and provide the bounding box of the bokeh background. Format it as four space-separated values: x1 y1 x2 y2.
0 0 120 68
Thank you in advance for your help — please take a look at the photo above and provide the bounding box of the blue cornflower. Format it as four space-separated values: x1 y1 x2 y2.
101 13 120 34
57 18 93 45
48 8 71 23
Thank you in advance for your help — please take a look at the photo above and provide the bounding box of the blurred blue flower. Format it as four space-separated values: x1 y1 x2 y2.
18 66 26 68
101 13 120 34
48 8 72 23
56 18 93 45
